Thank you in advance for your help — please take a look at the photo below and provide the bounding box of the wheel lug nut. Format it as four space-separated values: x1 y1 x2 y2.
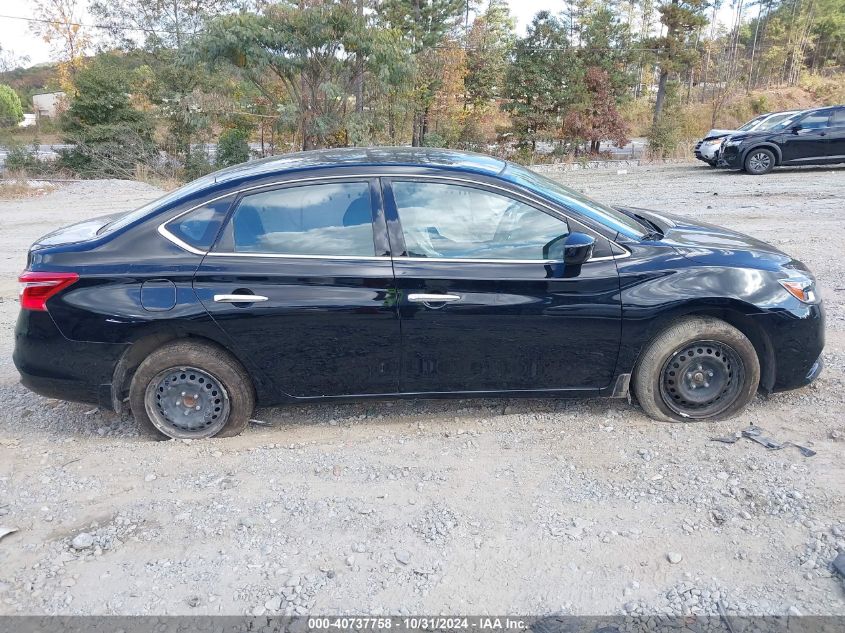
181 391 186 396
195 405 201 410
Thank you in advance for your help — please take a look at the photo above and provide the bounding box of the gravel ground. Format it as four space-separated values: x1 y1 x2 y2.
0 164 843 617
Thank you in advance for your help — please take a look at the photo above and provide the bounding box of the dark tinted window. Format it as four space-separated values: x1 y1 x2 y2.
164 195 234 250
391 181 568 260
799 111 831 130
832 108 845 126
228 182 375 256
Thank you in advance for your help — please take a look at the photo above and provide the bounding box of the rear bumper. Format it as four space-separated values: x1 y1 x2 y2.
13 310 126 410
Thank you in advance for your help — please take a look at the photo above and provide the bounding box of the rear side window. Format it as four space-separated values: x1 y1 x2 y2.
224 182 375 256
832 108 845 126
163 195 234 250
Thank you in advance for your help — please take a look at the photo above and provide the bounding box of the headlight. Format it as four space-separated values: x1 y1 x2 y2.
703 139 723 147
779 276 819 303
723 138 741 147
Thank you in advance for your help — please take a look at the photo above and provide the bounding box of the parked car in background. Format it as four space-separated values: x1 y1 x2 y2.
14 148 824 439
694 110 802 166
719 105 845 174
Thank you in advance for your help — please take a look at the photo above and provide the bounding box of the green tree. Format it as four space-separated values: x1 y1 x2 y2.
378 0 465 145
90 0 239 51
577 4 634 100
502 12 577 151
0 84 24 128
59 56 157 177
196 1 387 150
650 0 709 122
465 0 516 110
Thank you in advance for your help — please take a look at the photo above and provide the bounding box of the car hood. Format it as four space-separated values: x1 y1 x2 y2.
722 129 780 144
702 128 736 141
619 207 799 271
33 212 121 248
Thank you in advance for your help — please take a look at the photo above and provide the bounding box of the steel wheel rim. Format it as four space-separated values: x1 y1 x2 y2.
748 152 771 173
659 340 745 419
144 366 230 438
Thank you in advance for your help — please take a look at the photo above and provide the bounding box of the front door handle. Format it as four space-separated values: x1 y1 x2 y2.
214 294 269 303
408 293 461 304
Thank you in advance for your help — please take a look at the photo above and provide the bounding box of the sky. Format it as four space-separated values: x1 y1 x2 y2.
0 0 739 69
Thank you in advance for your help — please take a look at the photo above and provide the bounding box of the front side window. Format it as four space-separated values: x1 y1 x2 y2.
391 181 569 260
226 181 375 256
501 162 647 239
799 111 831 130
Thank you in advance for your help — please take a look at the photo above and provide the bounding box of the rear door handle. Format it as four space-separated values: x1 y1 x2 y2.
214 294 269 303
408 293 461 303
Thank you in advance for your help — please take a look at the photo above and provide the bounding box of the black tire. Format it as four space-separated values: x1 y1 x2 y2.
129 340 255 440
633 317 760 423
744 148 776 175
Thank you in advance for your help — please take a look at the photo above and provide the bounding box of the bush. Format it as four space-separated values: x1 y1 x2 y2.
3 143 57 176
647 82 683 158
421 131 448 148
216 128 250 167
59 57 158 178
184 150 215 180
4 144 41 172
0 84 24 128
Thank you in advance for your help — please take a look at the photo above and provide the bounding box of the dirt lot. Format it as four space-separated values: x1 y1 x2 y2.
0 163 843 617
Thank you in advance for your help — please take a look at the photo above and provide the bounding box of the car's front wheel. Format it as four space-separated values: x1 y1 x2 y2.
129 341 255 439
744 148 776 175
633 317 760 422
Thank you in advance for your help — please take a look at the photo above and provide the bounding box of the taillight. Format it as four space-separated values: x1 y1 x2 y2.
18 271 79 311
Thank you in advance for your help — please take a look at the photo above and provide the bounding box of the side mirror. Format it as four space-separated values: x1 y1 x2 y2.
791 125 802 134
564 232 596 265
543 232 595 266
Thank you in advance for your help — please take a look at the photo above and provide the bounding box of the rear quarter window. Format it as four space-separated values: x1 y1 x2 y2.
163 195 235 251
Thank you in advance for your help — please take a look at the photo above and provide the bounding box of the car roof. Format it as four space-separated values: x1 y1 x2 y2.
208 147 508 185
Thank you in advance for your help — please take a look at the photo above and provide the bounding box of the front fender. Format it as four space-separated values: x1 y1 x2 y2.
614 258 782 377
741 142 783 165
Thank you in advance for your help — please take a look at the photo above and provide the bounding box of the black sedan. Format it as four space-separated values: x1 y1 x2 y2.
14 148 824 439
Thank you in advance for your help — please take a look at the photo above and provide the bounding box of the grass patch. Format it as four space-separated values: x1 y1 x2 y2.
0 174 56 199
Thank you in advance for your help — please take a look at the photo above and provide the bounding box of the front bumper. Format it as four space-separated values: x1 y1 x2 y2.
718 145 743 169
13 310 127 410
694 141 720 164
754 302 825 392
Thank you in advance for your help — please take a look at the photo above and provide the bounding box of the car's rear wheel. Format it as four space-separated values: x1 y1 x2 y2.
129 341 254 439
633 317 760 422
744 148 775 175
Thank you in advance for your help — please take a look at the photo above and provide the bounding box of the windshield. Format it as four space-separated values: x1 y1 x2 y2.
755 112 795 131
502 163 648 239
739 115 768 132
767 112 804 132
98 172 219 234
